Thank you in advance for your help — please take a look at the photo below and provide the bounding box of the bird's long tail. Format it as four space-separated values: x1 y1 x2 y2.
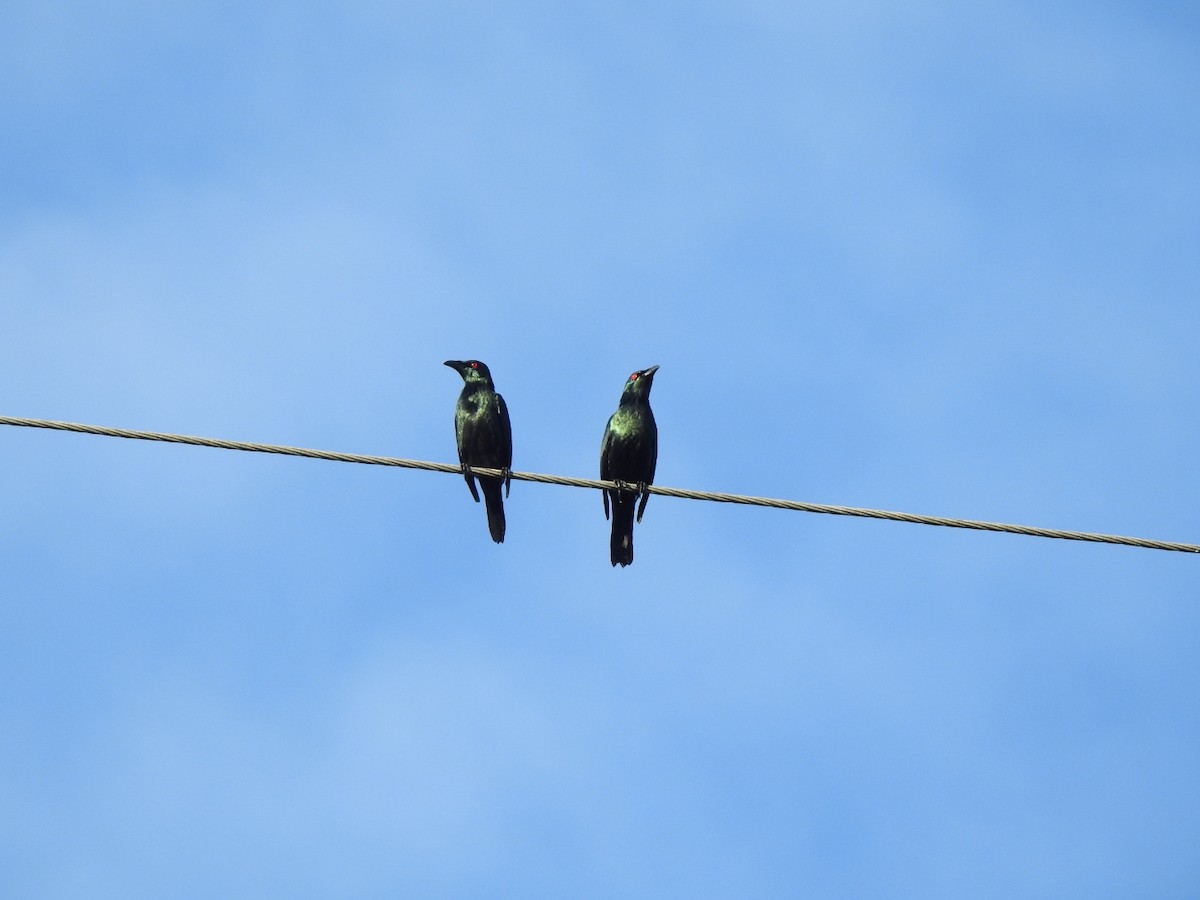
609 493 635 567
480 478 506 544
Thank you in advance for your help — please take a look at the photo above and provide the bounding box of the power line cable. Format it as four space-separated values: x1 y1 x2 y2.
1 414 1196 555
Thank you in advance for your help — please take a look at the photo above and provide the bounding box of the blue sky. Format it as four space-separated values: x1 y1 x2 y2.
2 2 1199 896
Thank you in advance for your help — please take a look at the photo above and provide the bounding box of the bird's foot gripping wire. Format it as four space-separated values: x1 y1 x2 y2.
636 481 651 523
604 480 622 520
502 466 512 498
460 463 481 503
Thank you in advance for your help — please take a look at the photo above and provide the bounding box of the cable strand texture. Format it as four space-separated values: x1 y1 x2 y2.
1 415 1195 554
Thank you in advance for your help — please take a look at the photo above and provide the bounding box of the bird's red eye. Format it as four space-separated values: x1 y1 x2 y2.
630 372 638 381
470 362 478 369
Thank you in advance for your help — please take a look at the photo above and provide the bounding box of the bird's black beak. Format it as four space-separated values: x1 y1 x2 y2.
444 360 463 372
642 365 660 378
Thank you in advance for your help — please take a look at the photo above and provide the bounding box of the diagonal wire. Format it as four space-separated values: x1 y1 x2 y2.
1 414 1197 555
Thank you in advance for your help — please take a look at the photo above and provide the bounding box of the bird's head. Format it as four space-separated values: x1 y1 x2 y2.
444 359 496 389
620 365 659 401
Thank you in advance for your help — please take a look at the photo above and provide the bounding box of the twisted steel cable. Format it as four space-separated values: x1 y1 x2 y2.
2 415 1196 554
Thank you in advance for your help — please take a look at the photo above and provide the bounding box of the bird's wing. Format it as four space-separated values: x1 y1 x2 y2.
600 418 615 518
647 416 658 484
496 393 513 467
453 410 466 466
496 392 513 496
453 405 480 502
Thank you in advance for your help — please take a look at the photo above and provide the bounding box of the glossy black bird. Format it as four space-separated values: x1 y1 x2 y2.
444 359 512 543
600 365 659 567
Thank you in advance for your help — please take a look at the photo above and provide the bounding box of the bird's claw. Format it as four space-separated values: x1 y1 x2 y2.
502 466 512 498
635 481 651 523
460 463 481 503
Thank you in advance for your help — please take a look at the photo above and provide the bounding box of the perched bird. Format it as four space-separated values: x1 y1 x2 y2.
600 365 660 567
444 360 512 543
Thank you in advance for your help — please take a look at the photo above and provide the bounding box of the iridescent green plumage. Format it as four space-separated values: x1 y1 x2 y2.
445 360 512 543
600 365 659 567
